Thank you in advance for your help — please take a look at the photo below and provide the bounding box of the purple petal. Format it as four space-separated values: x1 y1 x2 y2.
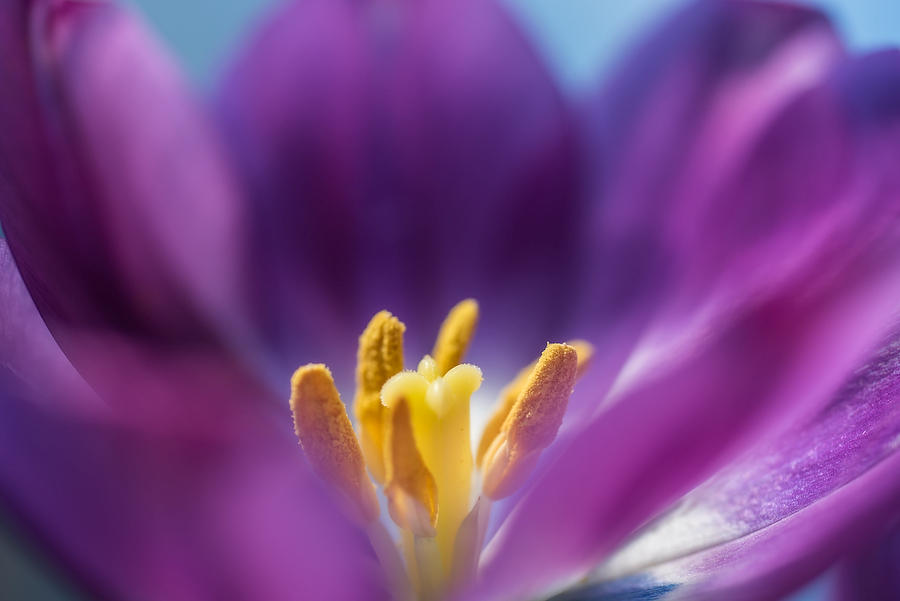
0 239 91 407
587 0 841 225
475 264 900 600
472 47 900 601
583 323 900 599
666 444 900 601
217 0 578 375
0 0 248 353
834 524 900 601
0 355 389 601
565 0 845 420
564 451 900 601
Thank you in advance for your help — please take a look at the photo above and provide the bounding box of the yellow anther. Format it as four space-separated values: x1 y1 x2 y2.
383 363 482 581
384 398 438 538
504 343 577 453
482 343 579 500
476 340 593 467
290 364 379 523
432 299 479 376
354 311 406 483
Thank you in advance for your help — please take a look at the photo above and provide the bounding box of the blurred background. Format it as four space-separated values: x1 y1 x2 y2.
2 0 898 600
122 0 900 95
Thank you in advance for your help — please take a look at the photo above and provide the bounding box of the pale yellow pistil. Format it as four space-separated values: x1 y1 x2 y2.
287 299 592 600
383 357 482 584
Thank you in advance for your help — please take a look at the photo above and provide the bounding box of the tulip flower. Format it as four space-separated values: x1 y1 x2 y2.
1 1 899 600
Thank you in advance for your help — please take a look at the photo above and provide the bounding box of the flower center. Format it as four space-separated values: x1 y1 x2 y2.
288 300 592 600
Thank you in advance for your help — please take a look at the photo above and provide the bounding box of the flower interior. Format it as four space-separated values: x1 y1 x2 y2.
289 300 592 600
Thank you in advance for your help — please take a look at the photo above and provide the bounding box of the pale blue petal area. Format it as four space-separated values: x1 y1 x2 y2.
543 573 836 600
549 581 679 600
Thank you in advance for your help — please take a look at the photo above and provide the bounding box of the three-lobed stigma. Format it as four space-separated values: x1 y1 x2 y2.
288 299 593 600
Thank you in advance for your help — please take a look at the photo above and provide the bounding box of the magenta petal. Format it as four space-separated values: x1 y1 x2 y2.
0 0 248 352
217 0 578 373
0 365 389 601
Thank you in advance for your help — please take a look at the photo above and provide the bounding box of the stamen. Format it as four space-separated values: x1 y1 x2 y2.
476 363 532 468
383 363 482 578
288 301 591 598
476 340 593 467
354 311 406 483
384 398 438 538
290 364 379 523
482 343 578 500
432 299 479 376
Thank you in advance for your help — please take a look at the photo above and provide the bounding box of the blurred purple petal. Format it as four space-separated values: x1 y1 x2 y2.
585 0 841 272
0 360 389 601
834 523 900 601
566 0 845 420
218 0 579 375
0 0 248 354
607 43 900 391
0 239 89 406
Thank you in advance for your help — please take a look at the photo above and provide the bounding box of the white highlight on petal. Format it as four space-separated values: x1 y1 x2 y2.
593 501 738 582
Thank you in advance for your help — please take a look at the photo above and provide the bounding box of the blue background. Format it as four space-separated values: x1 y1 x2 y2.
124 0 900 93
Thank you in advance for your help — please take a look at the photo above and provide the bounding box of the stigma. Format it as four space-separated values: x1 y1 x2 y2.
288 300 592 599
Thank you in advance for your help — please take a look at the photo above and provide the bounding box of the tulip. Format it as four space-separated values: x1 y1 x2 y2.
1 1 899 600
